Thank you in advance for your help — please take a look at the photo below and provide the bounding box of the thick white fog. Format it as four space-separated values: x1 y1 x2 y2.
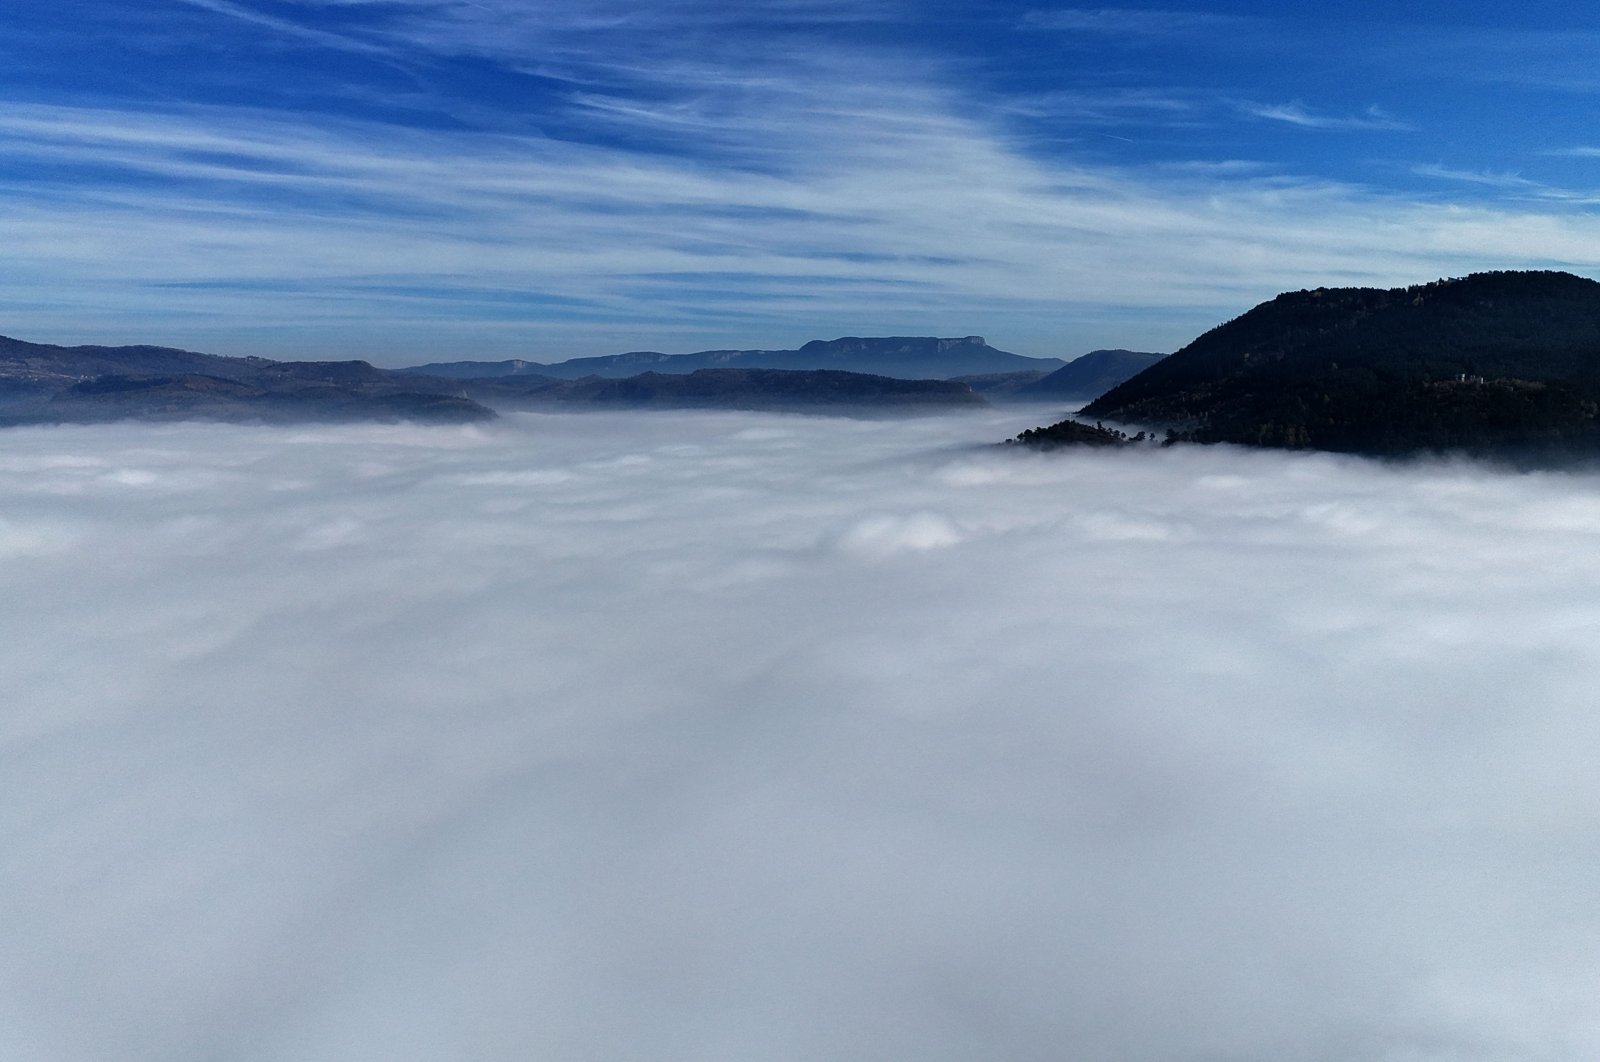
4 407 1600 1062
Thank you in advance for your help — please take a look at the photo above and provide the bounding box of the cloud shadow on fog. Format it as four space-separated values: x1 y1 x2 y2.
2 408 1600 1061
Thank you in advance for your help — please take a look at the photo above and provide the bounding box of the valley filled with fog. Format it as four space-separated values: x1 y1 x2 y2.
4 406 1600 1062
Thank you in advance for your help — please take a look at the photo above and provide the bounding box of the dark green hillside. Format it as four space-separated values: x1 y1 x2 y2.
1010 419 1138 448
1080 271 1600 455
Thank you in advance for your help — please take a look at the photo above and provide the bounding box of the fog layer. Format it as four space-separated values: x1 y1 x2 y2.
3 409 1599 1061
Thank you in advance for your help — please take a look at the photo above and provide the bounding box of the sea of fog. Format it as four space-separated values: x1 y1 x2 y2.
3 406 1600 1062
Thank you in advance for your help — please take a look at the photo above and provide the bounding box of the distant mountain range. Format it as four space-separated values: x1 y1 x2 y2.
1016 349 1166 399
950 349 1166 401
402 335 1067 380
0 335 493 425
0 329 1170 427
0 334 1023 425
1019 270 1600 458
459 368 984 411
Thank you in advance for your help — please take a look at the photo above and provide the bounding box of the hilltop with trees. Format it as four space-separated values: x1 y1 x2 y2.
1047 271 1600 457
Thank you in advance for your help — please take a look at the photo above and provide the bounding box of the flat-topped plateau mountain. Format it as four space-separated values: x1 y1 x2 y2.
1020 271 1600 457
404 335 1067 381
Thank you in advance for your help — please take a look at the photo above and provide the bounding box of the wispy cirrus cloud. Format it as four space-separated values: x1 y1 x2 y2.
174 0 903 69
7 90 1600 362
1000 87 1202 126
1238 101 1414 132
1022 6 1257 37
6 0 1600 362
1409 163 1600 207
1412 164 1542 190
170 0 399 55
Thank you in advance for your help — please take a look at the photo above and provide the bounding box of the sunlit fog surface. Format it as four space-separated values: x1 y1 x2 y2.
4 408 1600 1062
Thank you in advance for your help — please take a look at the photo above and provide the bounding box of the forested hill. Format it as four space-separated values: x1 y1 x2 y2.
1080 270 1600 455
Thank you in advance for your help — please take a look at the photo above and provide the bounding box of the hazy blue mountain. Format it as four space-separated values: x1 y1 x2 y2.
0 333 986 424
0 335 495 425
1016 349 1166 401
1020 271 1600 458
39 372 492 425
0 334 272 381
949 370 1053 398
404 336 1066 381
461 367 985 412
390 358 557 379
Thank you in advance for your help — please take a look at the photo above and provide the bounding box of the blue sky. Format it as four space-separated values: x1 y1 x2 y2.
6 0 1600 364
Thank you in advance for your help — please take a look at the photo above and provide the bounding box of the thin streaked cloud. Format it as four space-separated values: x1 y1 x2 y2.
3 0 1600 359
1021 6 1258 37
171 0 398 54
1000 88 1202 125
1412 164 1542 190
10 95 1600 361
1238 101 1415 132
